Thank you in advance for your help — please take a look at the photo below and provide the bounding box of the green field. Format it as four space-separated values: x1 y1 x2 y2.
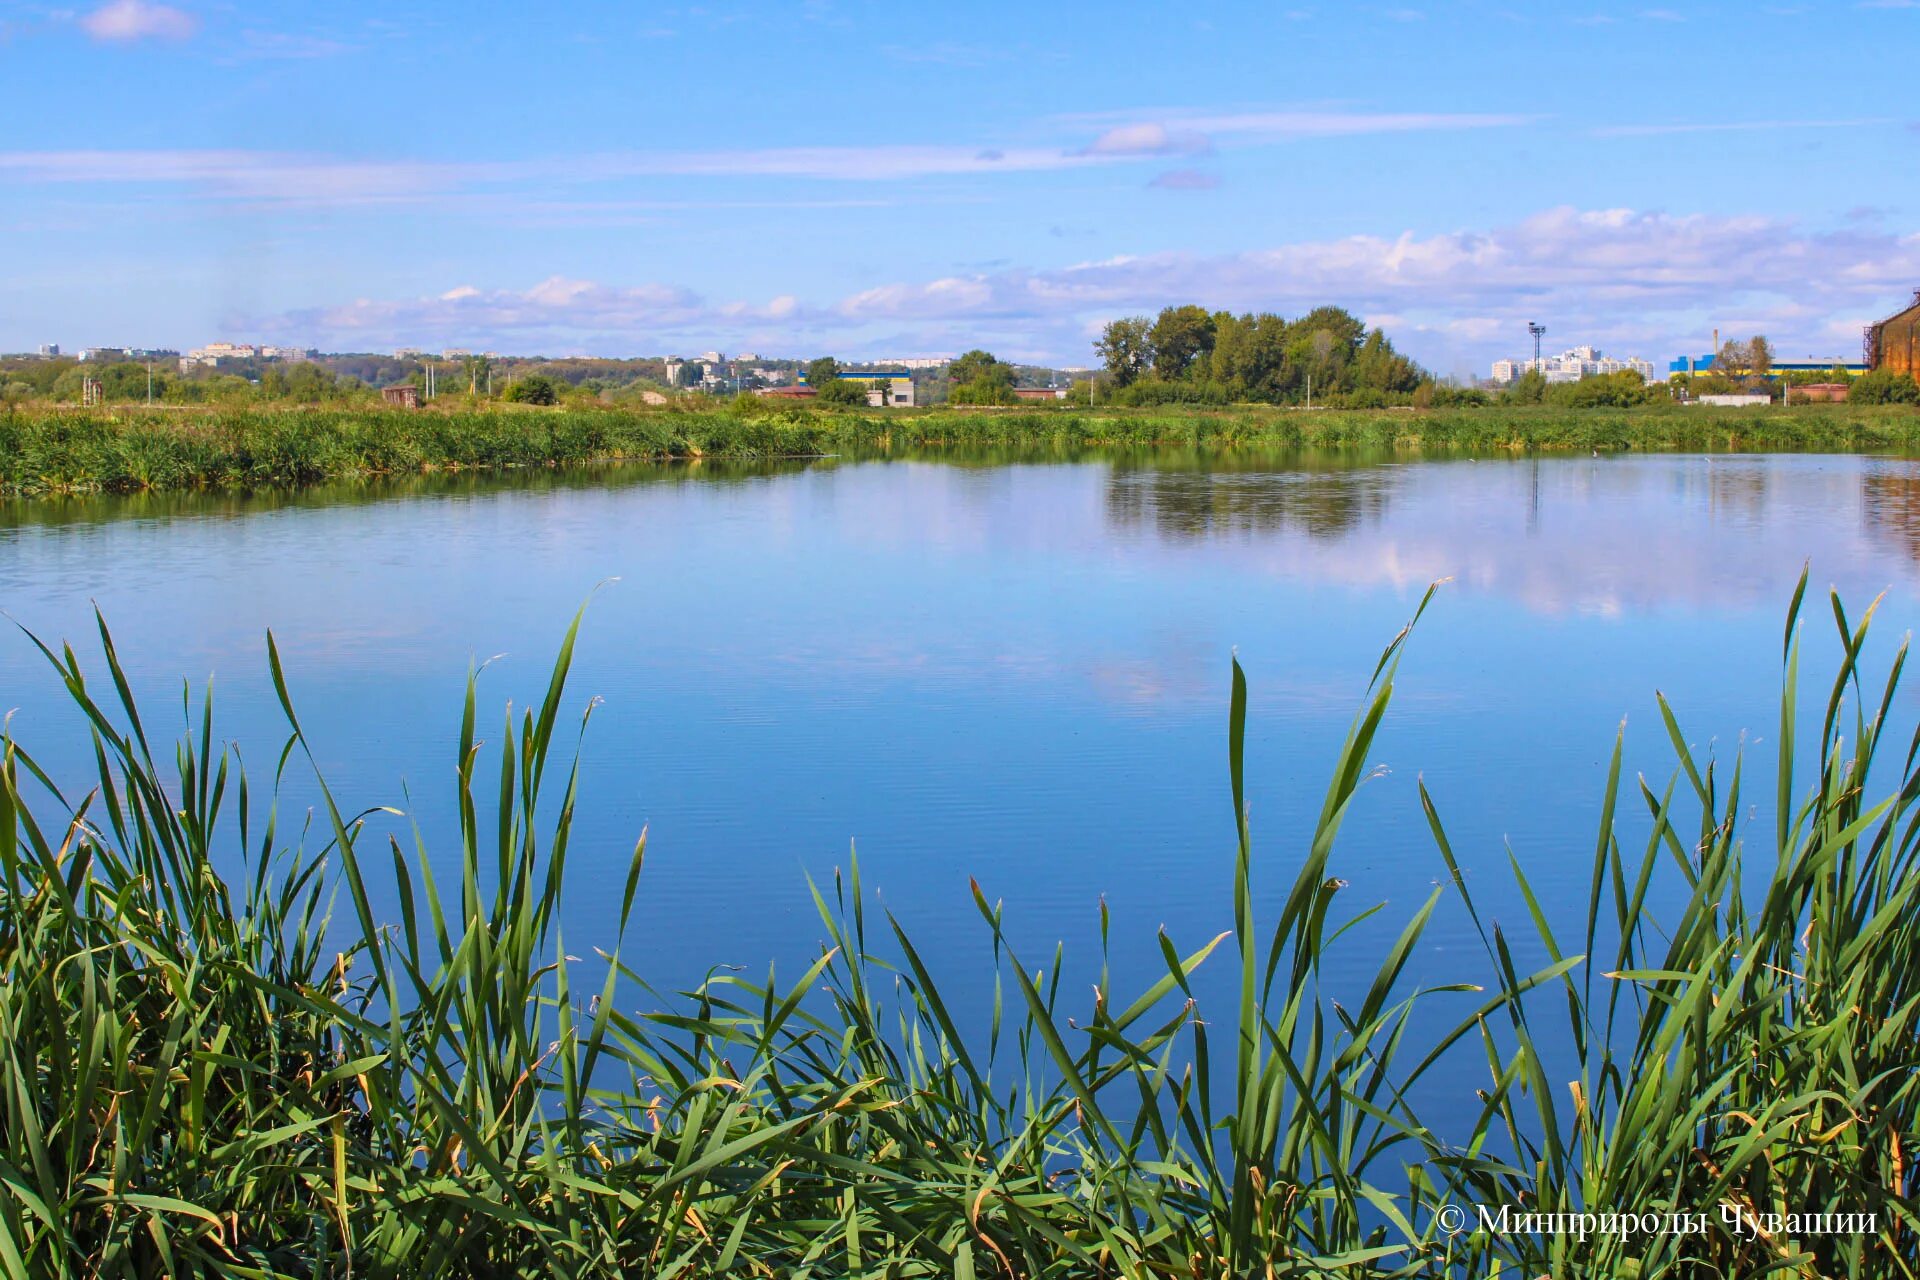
3 402 1919 494
0 581 1914 1276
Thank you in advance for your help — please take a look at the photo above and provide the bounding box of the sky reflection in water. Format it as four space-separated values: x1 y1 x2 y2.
4 450 1919 1017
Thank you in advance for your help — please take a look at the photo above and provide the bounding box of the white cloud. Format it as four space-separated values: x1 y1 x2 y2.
80 0 196 41
249 207 1920 368
1082 123 1213 157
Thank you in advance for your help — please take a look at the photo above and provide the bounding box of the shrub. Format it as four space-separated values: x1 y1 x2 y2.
1848 369 1920 405
504 373 560 405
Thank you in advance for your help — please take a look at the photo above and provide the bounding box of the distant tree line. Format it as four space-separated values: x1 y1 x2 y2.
1086 305 1427 407
1499 367 1669 408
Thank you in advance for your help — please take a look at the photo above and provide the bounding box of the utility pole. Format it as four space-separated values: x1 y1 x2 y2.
146 361 153 406
1306 373 1312 410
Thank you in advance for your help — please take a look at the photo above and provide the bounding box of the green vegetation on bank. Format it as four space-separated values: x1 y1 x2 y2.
3 402 1920 494
1 580 1914 1276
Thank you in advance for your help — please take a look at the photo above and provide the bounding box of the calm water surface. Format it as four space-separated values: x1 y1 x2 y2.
5 450 1919 1015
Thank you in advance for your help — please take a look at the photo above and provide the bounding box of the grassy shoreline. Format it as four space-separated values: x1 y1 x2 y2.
1 584 1915 1276
3 402 1919 494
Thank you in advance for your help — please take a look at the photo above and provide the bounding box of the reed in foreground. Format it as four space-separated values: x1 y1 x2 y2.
0 576 1914 1277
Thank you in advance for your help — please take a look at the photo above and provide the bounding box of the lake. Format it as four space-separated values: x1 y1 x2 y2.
4 449 1918 1024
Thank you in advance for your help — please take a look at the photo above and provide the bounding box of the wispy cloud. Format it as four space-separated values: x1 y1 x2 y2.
1147 168 1221 190
221 30 353 61
80 0 196 42
0 110 1532 205
1593 117 1896 136
0 149 480 203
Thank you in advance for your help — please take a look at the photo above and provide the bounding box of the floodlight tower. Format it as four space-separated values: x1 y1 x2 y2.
1528 322 1547 368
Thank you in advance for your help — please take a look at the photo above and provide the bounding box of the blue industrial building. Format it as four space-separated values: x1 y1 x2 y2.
1669 355 1867 379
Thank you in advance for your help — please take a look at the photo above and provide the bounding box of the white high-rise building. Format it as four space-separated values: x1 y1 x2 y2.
1491 347 1654 385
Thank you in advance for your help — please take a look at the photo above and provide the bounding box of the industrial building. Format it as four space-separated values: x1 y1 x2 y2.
1668 355 1867 379
1867 290 1920 379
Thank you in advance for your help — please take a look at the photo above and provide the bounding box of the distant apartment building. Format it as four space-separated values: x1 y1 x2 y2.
1491 346 1654 385
38 343 60 358
183 342 262 366
262 345 313 361
887 356 952 370
80 347 129 362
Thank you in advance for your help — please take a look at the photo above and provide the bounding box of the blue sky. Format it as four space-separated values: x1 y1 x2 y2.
2 0 1918 374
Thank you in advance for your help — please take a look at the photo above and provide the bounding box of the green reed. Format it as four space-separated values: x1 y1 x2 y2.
3 404 1917 494
0 574 1913 1276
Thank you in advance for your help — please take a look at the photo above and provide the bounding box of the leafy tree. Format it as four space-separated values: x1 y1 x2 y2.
464 353 494 395
1095 317 1154 387
1289 308 1366 398
1549 369 1656 408
948 349 1011 390
1296 306 1366 346
1714 336 1774 390
1849 369 1920 405
505 373 560 405
805 357 841 389
271 362 347 403
1502 367 1549 404
814 376 868 406
1148 305 1217 380
1348 330 1422 394
1093 302 1424 404
97 361 166 403
950 378 1016 406
2 381 30 421
1209 311 1289 399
